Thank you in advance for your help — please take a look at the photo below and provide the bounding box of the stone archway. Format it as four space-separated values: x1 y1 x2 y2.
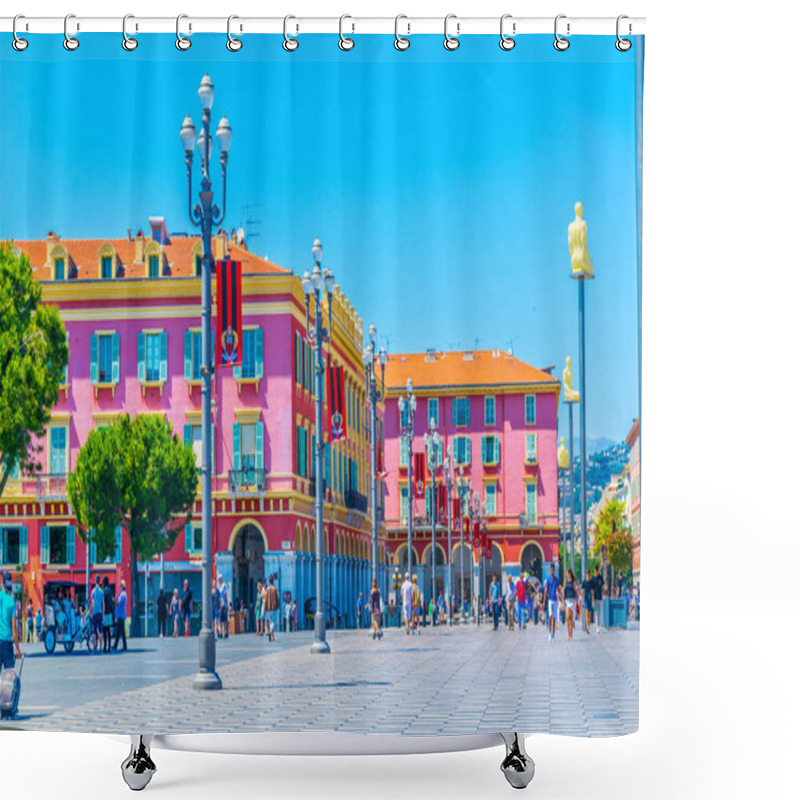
520 541 544 583
452 542 474 611
230 521 267 611
421 543 447 604
485 542 504 597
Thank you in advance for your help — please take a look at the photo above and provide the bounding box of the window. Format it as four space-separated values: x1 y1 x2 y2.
232 420 264 474
138 331 167 384
428 398 439 428
185 331 202 381
90 332 120 385
148 254 159 278
185 524 203 553
241 424 257 470
54 257 65 280
525 433 538 463
400 486 409 517
525 483 537 523
485 396 496 426
295 333 303 384
41 525 75 565
482 435 500 465
98 335 113 382
525 395 537 425
145 334 160 381
101 255 113 279
400 402 409 430
453 436 471 466
184 422 214 473
1 527 28 565
296 425 308 477
90 526 122 564
234 327 263 381
50 426 67 474
453 397 471 427
485 484 497 516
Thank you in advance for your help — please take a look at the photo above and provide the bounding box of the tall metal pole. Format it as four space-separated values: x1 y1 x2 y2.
430 459 436 621
569 403 575 577
445 453 453 625
368 365 378 588
578 279 588 606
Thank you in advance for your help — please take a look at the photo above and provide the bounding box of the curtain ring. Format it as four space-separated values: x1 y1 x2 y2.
554 14 570 51
122 15 138 51
616 15 632 51
339 15 354 51
283 15 299 51
64 14 79 51
227 15 243 51
12 15 28 51
176 14 191 50
499 14 515 51
443 14 460 51
394 15 410 51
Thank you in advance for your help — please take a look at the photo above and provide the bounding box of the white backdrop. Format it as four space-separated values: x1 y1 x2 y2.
1 1 797 797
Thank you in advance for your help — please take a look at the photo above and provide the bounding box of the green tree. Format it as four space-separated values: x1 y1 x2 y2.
0 244 69 496
592 498 633 588
67 413 198 637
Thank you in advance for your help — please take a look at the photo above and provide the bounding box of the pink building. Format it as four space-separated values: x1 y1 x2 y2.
0 218 385 631
382 349 561 602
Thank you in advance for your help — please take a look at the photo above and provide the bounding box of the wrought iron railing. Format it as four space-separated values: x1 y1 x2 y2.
36 473 68 501
344 490 368 513
227 468 267 496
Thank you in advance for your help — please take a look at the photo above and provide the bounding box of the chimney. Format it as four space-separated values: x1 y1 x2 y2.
214 229 228 260
134 229 145 262
45 231 59 264
425 349 437 363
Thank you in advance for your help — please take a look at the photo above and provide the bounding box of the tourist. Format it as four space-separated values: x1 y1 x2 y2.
515 573 527 629
593 566 604 632
90 577 104 648
264 575 279 642
210 578 220 639
112 579 128 651
411 575 422 634
181 579 193 637
356 592 364 629
437 591 446 625
490 574 502 630
581 569 594 634
218 575 229 638
34 606 43 642
544 565 561 642
291 599 298 631
400 572 413 635
255 581 264 635
102 576 114 652
505 576 516 630
369 578 383 640
170 588 180 637
0 572 21 673
156 588 168 639
563 568 577 642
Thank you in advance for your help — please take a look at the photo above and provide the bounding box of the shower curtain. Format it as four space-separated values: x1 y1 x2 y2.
0 26 643 738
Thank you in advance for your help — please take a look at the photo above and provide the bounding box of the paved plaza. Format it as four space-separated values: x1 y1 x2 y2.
2 620 638 737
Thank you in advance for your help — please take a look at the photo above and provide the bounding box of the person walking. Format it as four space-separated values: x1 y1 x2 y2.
264 575 279 642
515 573 527 630
563 568 577 642
284 597 292 633
24 599 34 644
400 572 413 635
181 580 193 637
437 591 446 626
505 576 516 630
112 579 128 651
0 573 22 672
170 588 180 637
156 588 168 639
102 576 114 653
218 575 229 638
544 564 562 642
489 574 502 630
581 569 594 634
593 566 604 632
369 579 383 640
255 581 264 635
34 607 43 642
210 579 220 639
90 575 104 648
356 592 364 629
291 599 298 632
411 575 422 634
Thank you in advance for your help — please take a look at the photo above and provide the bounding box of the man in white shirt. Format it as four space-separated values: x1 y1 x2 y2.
400 573 413 636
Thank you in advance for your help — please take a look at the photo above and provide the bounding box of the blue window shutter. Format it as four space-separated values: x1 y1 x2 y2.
183 424 191 447
232 423 241 471
111 333 120 383
185 523 192 553
137 332 145 381
255 327 264 379
41 526 50 564
90 334 98 383
159 331 168 382
255 422 264 470
465 398 471 426
115 526 122 563
481 437 487 464
452 399 458 427
184 330 192 381
466 438 472 465
66 525 76 564
20 526 28 564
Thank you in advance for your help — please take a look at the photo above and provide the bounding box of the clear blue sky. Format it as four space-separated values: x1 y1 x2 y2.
0 33 643 447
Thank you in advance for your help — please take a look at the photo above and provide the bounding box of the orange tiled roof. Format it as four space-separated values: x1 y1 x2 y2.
384 350 559 392
11 230 288 281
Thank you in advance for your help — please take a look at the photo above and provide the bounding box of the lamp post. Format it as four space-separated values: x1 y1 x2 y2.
423 418 441 622
398 379 417 581
443 445 455 625
456 468 470 622
363 325 387 590
182 73 231 691
302 237 335 655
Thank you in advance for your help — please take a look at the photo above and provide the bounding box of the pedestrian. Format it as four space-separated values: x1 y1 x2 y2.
411 575 422 634
490 574 502 630
0 572 22 672
284 597 292 633
218 576 229 638
102 576 114 652
515 573 527 629
90 576 104 649
544 565 561 642
593 566 604 632
210 579 220 639
505 576 516 630
369 578 383 640
291 599 298 632
255 581 264 635
563 568 577 642
356 592 364 629
34 607 43 642
24 598 34 644
112 579 128 651
400 572 413 635
264 575 279 642
437 591 446 626
581 569 594 634
181 579 193 637
156 588 168 639
170 589 180 637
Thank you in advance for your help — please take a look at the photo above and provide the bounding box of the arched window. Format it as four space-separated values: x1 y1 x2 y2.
98 242 117 279
144 241 163 278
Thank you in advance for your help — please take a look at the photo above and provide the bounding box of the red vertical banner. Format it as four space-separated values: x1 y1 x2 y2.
452 498 461 531
463 515 471 544
216 257 242 368
413 452 426 498
436 484 448 525
327 365 347 442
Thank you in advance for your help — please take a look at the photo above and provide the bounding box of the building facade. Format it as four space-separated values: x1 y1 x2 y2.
0 219 386 632
626 418 641 588
382 349 561 604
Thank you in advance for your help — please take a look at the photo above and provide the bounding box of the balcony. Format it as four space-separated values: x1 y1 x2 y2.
344 490 368 513
227 468 267 497
36 473 69 502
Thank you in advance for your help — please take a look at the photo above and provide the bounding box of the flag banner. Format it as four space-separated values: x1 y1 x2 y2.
215 257 242 368
453 498 462 531
327 365 347 442
464 515 471 544
437 484 448 524
413 452 426 498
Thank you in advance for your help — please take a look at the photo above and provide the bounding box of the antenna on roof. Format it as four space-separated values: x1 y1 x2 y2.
507 338 515 355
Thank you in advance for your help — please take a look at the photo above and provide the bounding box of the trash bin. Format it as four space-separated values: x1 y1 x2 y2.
601 598 627 629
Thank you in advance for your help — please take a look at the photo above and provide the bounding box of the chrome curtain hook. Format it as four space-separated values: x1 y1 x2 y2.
176 14 191 50
616 14 632 51
12 14 29 51
122 14 138 51
394 14 410 51
283 15 299 51
444 14 460 51
63 13 79 51
499 14 516 51
227 15 242 51
339 15 354 51
554 14 570 51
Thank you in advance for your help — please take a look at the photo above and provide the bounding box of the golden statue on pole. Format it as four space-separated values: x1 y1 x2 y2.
562 356 580 403
568 201 594 278
557 437 570 470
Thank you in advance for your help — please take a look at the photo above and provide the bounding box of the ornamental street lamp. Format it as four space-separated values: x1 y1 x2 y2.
423 418 441 624
398 379 417 581
456 467 470 622
182 73 231 691
302 237 335 655
363 325 387 592
443 444 455 625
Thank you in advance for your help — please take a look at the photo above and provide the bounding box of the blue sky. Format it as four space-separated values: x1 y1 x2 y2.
0 33 643 446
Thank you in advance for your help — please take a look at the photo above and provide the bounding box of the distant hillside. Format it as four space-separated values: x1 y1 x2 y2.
571 440 629 513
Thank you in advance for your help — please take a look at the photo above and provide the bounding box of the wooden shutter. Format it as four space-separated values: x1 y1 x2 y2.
159 331 168 381
137 332 145 381
255 327 264 379
111 333 120 383
19 526 28 564
232 422 241 471
184 330 192 380
66 525 76 564
90 334 98 383
255 422 264 470
40 526 50 565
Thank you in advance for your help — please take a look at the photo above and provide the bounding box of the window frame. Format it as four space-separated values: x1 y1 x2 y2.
525 394 537 425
